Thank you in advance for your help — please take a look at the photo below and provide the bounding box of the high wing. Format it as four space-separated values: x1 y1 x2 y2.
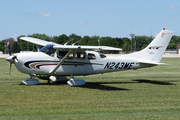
20 37 59 46
53 45 122 51
20 37 122 51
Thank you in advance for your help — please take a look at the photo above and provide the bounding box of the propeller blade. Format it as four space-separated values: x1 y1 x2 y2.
9 63 12 76
7 41 11 56
12 55 17 61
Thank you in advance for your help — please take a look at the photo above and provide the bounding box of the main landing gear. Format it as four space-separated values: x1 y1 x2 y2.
67 74 86 87
22 75 86 86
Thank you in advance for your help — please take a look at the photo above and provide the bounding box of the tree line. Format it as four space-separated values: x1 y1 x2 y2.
0 33 180 54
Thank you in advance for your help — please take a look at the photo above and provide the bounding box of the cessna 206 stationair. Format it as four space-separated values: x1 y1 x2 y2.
5 29 174 86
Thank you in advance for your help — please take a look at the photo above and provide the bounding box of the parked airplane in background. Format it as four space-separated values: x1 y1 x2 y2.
5 29 174 86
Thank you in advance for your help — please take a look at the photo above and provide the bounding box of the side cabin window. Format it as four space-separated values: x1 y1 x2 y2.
75 52 86 59
39 44 55 56
57 51 68 59
57 51 85 59
88 53 96 60
99 53 106 58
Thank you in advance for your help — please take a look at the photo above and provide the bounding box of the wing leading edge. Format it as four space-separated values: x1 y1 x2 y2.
20 37 122 51
53 45 122 51
20 37 59 46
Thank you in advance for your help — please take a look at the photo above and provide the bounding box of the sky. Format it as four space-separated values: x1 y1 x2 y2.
0 0 180 40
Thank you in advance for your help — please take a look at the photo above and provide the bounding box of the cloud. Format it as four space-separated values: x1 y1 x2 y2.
18 12 51 17
169 5 177 9
74 20 89 25
43 13 51 17
79 21 85 24
38 12 44 15
37 12 51 17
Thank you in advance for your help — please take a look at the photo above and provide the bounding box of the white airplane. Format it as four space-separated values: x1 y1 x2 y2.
5 29 174 86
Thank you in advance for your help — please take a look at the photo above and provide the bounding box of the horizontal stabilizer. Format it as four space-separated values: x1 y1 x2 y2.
138 61 169 65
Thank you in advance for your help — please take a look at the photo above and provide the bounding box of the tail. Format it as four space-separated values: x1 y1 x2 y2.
121 29 174 63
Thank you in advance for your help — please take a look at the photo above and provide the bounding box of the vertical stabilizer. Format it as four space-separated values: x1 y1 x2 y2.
121 29 174 62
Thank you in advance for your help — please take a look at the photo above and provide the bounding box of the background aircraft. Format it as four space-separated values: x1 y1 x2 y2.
5 29 174 86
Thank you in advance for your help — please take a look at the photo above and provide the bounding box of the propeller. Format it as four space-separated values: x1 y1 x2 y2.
6 41 13 76
9 62 12 76
7 41 11 56
8 55 17 75
5 41 19 78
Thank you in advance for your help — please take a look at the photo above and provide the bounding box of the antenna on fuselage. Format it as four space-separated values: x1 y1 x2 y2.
72 39 81 46
64 39 73 45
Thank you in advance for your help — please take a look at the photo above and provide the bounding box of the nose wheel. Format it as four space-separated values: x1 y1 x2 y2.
47 80 51 84
23 76 39 85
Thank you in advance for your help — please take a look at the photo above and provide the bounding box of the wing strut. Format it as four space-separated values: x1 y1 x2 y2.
36 44 40 51
49 50 72 74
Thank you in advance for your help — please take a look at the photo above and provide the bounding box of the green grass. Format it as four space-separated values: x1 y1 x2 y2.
1 58 180 119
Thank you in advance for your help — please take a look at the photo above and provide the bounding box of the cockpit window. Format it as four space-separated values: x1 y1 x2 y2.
99 53 106 58
39 44 55 56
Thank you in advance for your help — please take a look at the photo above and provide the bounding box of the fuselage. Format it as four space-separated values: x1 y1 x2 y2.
11 51 152 76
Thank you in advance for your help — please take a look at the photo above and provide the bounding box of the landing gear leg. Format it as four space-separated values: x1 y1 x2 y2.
47 80 51 84
67 74 86 86
70 74 74 79
70 74 75 84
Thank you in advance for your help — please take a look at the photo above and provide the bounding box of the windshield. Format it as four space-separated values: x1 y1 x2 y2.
39 44 54 56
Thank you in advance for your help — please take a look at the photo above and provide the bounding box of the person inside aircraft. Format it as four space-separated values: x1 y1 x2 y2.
75 52 85 59
88 53 96 60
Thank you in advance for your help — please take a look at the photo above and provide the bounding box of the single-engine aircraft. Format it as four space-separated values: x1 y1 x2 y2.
5 29 174 86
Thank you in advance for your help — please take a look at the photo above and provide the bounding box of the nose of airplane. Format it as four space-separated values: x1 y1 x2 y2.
5 55 17 63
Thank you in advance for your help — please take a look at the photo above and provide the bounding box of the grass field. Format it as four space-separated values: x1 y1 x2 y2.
0 58 180 119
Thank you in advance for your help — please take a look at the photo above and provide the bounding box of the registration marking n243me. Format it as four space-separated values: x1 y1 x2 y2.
104 62 134 69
